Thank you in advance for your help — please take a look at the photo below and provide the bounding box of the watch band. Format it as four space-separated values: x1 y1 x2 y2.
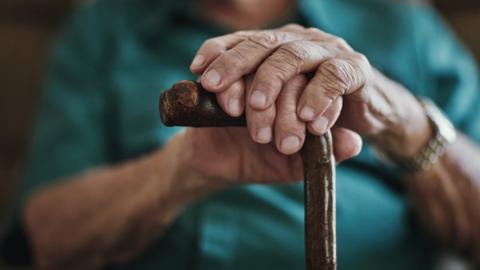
397 98 456 171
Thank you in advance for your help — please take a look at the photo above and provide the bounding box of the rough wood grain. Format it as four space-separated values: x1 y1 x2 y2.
303 132 336 270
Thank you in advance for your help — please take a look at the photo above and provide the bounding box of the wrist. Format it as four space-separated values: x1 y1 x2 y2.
370 96 460 173
368 74 434 158
373 104 433 158
151 133 226 207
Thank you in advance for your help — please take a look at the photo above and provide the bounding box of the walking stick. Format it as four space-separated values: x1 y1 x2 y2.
159 80 336 270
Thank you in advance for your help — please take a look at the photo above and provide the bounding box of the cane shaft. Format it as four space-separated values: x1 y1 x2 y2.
303 132 336 270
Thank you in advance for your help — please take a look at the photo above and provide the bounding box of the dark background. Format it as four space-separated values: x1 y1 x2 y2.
0 0 479 251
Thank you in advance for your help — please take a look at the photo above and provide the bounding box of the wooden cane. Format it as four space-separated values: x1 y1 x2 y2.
159 80 336 270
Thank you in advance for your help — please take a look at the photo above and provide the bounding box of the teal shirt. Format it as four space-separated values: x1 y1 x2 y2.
21 0 480 269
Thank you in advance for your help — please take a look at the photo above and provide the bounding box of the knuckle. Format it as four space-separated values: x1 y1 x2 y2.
280 126 303 136
322 60 350 82
276 43 310 70
248 31 282 50
318 60 351 97
276 112 303 131
321 58 369 93
256 43 310 86
348 54 370 87
260 58 294 84
256 63 287 88
306 27 325 36
351 53 372 76
280 99 298 113
249 109 275 125
351 52 369 65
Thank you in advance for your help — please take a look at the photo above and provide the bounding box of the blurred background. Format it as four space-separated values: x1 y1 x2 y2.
0 0 479 268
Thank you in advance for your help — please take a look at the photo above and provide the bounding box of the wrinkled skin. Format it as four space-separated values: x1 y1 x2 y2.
178 73 361 184
178 24 427 184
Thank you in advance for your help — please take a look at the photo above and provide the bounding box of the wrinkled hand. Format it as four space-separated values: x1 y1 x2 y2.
190 24 374 155
176 125 361 185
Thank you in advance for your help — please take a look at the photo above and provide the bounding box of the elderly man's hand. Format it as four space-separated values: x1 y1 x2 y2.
190 24 430 157
173 77 362 185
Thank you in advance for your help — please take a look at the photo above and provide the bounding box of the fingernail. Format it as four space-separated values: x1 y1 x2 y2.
312 116 329 134
190 55 205 68
228 99 241 115
300 106 315 120
281 135 301 154
256 127 272 143
203 69 221 87
352 132 363 156
250 90 267 108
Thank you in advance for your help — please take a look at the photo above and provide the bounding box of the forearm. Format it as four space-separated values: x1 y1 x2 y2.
366 71 480 263
406 134 480 263
23 134 218 269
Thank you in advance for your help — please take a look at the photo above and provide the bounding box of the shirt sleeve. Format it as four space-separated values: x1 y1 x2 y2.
19 3 111 202
413 5 480 142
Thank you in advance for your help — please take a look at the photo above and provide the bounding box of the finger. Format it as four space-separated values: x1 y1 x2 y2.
200 31 302 92
331 127 362 163
190 33 248 74
248 40 338 110
297 53 371 122
216 79 246 117
274 75 308 155
336 91 384 135
246 104 276 144
307 96 342 135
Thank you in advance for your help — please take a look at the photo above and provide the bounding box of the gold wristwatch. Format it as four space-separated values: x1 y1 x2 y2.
398 98 457 171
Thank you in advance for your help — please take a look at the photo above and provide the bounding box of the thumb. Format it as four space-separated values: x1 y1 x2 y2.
331 127 363 163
